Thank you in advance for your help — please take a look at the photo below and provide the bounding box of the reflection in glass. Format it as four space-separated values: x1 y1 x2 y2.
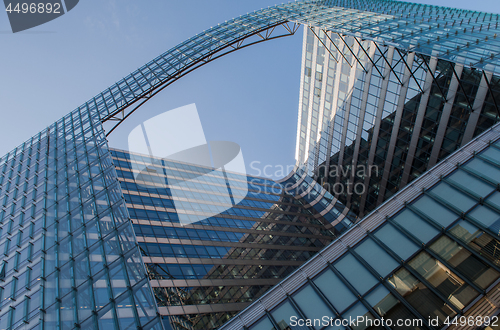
373 224 419 261
365 285 423 330
270 300 307 330
292 285 335 330
387 268 456 326
449 220 500 266
354 238 399 277
249 316 275 330
408 252 479 309
313 268 357 313
334 254 378 295
341 302 377 330
392 209 438 243
430 236 499 289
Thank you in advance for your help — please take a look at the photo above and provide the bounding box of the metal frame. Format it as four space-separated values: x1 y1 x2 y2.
104 21 300 136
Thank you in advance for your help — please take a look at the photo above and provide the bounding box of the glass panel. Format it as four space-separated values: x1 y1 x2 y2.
446 169 495 198
482 147 500 163
313 268 357 313
334 254 378 295
387 268 455 326
430 236 500 289
292 285 335 330
341 302 375 330
249 315 276 330
430 183 476 212
392 209 439 243
323 323 347 330
408 251 479 309
270 300 307 330
465 158 500 185
487 191 500 210
373 224 419 260
412 195 458 228
468 205 500 233
365 285 423 330
354 238 399 277
449 220 500 266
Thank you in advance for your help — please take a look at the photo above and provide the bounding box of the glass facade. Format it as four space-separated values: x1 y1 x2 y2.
220 123 500 330
298 27 500 218
1 0 500 329
110 149 343 330
0 109 162 329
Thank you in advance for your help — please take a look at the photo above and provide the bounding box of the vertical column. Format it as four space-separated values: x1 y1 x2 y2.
376 51 414 205
460 71 492 145
358 46 394 216
346 41 377 207
427 63 463 168
399 56 438 189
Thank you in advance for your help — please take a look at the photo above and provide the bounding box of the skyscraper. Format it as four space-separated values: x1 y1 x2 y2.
220 121 500 330
1 1 500 330
110 148 341 329
297 27 500 218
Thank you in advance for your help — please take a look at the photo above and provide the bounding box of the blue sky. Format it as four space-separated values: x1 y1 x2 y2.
1 0 499 179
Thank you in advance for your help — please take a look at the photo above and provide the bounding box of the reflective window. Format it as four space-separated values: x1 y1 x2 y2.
365 285 422 330
373 223 419 261
392 209 438 243
249 315 275 330
354 238 399 277
387 268 456 326
292 285 334 330
313 268 357 313
465 158 500 185
430 235 499 289
449 220 500 266
467 205 500 233
334 254 378 295
482 147 500 164
270 300 306 330
446 169 495 197
412 195 458 228
341 302 375 330
408 251 479 309
487 191 500 210
430 184 476 212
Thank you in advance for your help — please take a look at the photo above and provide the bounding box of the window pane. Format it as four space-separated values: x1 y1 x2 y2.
446 169 495 198
354 238 399 277
249 316 275 330
430 183 476 212
334 254 378 295
270 301 307 330
392 209 439 243
387 268 455 326
341 302 375 330
313 268 357 313
482 147 500 164
292 285 334 330
449 220 500 266
430 236 499 289
374 224 419 260
467 205 500 232
365 285 423 330
408 252 479 309
486 191 500 210
464 158 500 185
412 195 458 228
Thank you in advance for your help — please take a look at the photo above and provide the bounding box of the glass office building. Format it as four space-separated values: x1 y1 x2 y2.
1 0 500 329
297 28 500 218
0 109 163 329
109 149 351 330
220 121 500 330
